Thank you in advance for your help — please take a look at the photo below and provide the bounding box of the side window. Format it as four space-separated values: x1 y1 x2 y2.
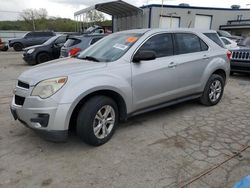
174 33 202 54
204 33 224 48
138 33 173 58
25 32 33 37
200 39 209 51
90 37 102 45
33 32 42 37
55 36 66 44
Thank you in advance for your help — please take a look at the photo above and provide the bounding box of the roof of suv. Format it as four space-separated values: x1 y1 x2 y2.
117 28 218 35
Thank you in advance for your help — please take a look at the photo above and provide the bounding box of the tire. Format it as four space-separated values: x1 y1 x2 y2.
1 46 8 51
36 53 51 64
76 96 118 146
200 74 225 106
13 43 23 51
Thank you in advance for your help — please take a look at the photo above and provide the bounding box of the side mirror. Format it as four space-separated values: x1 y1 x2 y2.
133 50 156 63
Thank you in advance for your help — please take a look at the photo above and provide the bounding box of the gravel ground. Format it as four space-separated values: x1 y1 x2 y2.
0 51 250 188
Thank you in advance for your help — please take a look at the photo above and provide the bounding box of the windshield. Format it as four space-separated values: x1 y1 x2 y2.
239 37 250 47
78 33 143 62
218 30 231 37
43 35 58 45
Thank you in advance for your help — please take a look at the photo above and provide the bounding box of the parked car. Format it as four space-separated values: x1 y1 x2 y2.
238 37 250 47
220 37 239 50
9 31 55 51
230 37 250 74
10 29 230 146
23 34 68 65
0 38 8 51
60 34 106 57
217 30 242 43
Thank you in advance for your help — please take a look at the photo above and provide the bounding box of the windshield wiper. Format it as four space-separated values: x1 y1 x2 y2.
81 56 100 62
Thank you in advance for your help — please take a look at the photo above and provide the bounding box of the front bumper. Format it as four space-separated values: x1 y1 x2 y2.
10 84 72 142
23 53 36 64
231 60 250 73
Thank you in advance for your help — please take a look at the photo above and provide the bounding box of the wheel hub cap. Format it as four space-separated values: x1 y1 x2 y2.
209 80 222 102
93 105 115 139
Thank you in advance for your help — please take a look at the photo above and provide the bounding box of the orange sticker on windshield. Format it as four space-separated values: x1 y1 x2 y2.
126 37 138 43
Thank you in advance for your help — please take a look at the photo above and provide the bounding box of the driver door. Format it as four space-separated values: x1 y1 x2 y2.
52 36 67 58
131 33 181 111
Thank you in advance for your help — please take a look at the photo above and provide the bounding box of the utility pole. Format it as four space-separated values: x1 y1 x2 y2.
31 11 36 31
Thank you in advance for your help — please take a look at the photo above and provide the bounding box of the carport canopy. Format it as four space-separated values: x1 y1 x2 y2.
74 0 143 17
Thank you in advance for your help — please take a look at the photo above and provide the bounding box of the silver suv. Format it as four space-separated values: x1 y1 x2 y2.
10 29 230 146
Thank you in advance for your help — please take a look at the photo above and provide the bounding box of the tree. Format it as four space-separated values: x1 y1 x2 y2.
20 8 48 30
86 10 105 23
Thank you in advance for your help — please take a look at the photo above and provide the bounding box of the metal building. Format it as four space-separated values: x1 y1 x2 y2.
74 0 250 36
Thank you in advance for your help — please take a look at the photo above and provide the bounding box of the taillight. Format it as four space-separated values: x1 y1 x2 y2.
69 48 81 57
227 51 232 61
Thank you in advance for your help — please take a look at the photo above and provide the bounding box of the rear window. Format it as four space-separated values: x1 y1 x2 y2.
27 32 54 37
204 33 224 48
64 38 81 47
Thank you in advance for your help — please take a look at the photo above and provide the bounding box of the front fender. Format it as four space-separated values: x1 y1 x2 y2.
53 73 133 130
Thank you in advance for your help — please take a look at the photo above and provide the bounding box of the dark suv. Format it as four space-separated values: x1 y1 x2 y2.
23 35 67 65
9 31 55 51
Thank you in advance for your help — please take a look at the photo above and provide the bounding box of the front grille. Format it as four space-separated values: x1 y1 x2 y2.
17 81 30 89
15 95 25 106
231 51 250 61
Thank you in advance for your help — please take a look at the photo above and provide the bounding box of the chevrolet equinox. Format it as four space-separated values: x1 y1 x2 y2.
10 29 230 146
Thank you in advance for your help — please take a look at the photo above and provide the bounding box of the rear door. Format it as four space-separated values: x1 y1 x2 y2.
172 33 210 95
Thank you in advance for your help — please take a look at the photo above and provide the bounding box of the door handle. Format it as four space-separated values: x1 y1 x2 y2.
202 55 210 60
168 62 177 68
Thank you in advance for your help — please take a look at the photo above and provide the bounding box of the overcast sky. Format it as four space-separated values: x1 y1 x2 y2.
0 0 249 21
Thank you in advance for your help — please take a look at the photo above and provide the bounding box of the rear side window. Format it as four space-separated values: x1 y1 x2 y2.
42 32 55 37
200 39 209 51
139 33 173 58
174 33 202 54
64 38 81 47
204 33 224 48
90 37 103 45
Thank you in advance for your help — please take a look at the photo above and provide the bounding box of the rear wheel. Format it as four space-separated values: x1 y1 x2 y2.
36 53 51 64
200 74 225 106
13 43 23 51
76 96 118 146
1 46 8 51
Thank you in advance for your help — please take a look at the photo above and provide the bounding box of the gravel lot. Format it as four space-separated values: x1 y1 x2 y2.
0 51 250 188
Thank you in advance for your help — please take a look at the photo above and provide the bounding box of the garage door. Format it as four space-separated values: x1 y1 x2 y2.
194 15 212 29
159 17 180 28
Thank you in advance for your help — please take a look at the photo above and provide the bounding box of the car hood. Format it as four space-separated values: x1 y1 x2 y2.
9 38 22 43
18 58 107 86
232 46 250 51
24 44 47 50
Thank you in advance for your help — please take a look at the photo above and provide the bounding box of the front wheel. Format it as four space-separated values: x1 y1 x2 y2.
76 96 118 146
200 74 225 106
13 43 23 51
36 53 51 64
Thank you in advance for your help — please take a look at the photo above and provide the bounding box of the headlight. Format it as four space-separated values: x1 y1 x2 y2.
27 48 35 54
31 77 67 99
